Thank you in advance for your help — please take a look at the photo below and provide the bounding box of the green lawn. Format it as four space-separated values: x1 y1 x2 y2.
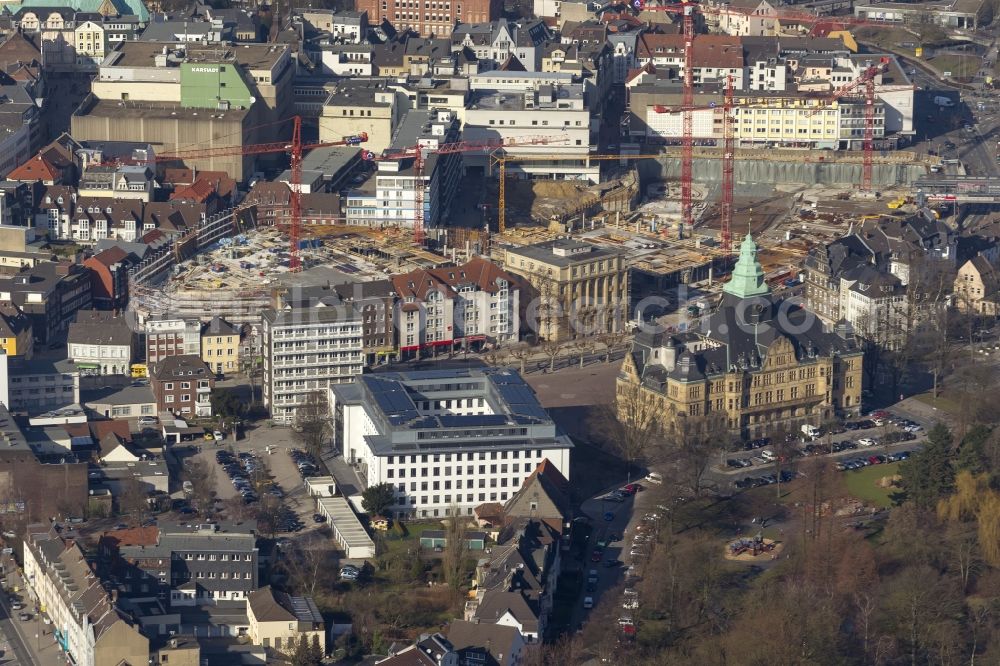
913 391 962 417
928 54 979 79
844 461 902 509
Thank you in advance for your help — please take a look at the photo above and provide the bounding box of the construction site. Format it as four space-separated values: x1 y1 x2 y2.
126 116 945 330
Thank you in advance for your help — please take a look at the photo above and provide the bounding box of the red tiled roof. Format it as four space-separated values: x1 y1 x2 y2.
7 154 60 182
170 178 216 203
638 33 743 69
87 246 129 269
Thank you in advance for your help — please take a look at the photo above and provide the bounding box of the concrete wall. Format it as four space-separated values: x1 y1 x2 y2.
72 102 256 181
634 157 927 188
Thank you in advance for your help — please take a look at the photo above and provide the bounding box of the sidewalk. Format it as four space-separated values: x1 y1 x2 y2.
1 568 65 666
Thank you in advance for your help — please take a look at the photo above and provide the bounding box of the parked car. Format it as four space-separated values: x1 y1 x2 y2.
138 416 158 427
583 596 594 609
644 472 662 484
858 438 876 447
18 613 30 621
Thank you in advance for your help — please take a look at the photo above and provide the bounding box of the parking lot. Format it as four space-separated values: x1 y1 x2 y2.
716 410 927 489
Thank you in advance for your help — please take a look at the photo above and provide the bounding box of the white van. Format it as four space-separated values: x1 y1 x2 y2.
801 424 820 439
644 472 663 484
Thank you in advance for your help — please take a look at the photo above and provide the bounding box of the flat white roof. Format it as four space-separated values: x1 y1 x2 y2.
318 496 374 552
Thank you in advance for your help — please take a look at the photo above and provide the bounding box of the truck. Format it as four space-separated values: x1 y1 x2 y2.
801 424 821 439
933 96 955 107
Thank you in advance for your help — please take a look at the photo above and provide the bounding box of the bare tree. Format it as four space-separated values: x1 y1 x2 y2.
118 476 148 527
283 543 334 598
588 380 665 482
442 511 469 593
508 344 532 374
183 459 216 517
295 391 332 460
540 339 564 373
672 413 728 497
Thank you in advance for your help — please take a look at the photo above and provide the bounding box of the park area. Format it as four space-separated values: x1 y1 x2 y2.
843 462 902 509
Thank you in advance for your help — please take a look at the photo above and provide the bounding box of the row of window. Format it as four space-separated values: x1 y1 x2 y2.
391 468 529 486
386 449 545 464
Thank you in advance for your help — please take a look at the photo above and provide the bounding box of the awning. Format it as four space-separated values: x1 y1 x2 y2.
75 363 99 369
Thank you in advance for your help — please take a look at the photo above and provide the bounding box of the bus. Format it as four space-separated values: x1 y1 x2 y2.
130 363 148 378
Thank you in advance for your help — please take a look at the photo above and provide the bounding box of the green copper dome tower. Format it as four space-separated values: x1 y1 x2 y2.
722 233 771 299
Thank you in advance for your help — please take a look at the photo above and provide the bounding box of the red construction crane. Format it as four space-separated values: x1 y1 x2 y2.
635 1 892 237
806 57 890 192
369 135 572 244
721 74 735 256
103 117 368 271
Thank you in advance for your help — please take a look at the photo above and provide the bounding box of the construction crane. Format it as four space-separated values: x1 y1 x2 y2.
369 135 571 245
102 117 368 271
806 57 890 192
634 0 893 244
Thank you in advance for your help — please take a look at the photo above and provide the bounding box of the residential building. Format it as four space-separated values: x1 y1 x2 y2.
117 524 259 605
803 234 876 323
150 354 215 417
328 368 573 518
281 280 398 365
955 255 1000 316
74 18 108 67
716 0 780 36
67 309 135 375
0 261 92 344
619 233 864 439
82 383 156 419
145 318 202 365
83 245 138 310
446 620 525 666
246 586 326 655
0 84 40 176
22 525 149 666
77 165 155 201
0 301 32 357
451 19 550 70
376 634 460 666
626 48 915 146
200 316 240 375
0 355 80 414
391 257 520 356
0 404 87 518
502 239 629 342
261 304 363 425
839 265 909 349
343 109 461 230
331 11 369 43
356 0 501 37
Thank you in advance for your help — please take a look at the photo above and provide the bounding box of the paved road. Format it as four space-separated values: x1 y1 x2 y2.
0 565 65 666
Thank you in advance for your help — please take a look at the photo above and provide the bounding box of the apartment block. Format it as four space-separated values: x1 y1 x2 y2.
145 318 202 365
345 109 461 230
150 355 215 417
200 316 241 375
23 526 149 666
329 368 572 519
0 355 80 415
261 304 364 425
391 257 520 356
0 261 92 344
117 524 259 606
67 309 135 375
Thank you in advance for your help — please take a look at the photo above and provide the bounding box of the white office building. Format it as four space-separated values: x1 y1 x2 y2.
461 82 598 183
329 369 573 519
262 304 363 425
